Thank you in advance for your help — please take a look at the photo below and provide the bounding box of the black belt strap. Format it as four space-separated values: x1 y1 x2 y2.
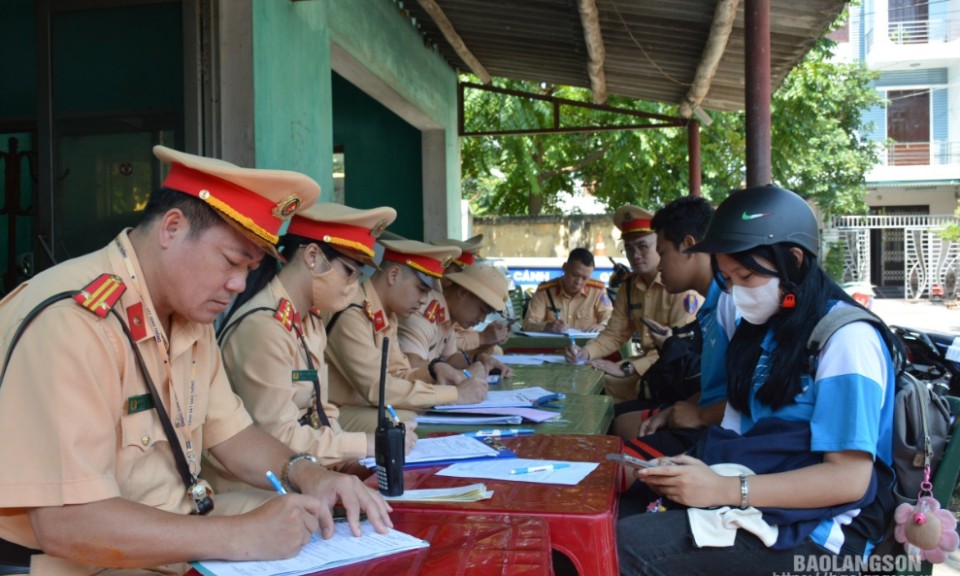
545 288 560 320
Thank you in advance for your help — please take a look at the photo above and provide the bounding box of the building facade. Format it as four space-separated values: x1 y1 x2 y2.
832 0 960 298
0 0 463 293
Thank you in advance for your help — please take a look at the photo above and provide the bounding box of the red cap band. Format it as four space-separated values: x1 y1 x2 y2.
162 163 289 245
382 249 446 278
287 218 376 258
453 252 475 267
620 217 653 235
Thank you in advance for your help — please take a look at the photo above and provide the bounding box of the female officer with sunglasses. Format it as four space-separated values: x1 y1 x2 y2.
209 203 417 488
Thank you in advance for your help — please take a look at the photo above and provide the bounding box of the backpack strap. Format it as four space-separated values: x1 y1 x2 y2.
806 305 904 375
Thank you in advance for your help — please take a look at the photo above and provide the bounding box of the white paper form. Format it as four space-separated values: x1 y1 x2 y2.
358 434 498 468
432 387 555 411
518 330 599 338
435 458 598 486
191 521 428 576
491 354 570 366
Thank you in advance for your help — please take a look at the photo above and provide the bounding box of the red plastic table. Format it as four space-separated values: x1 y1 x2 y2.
367 434 622 576
183 512 552 576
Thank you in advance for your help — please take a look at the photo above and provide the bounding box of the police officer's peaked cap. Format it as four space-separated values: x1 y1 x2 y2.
613 205 654 237
154 145 320 260
287 203 396 267
430 234 484 267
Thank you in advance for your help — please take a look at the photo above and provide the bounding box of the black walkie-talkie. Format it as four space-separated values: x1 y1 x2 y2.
375 336 404 496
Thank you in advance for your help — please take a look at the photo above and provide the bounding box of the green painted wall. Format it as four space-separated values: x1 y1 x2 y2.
251 0 460 237
0 0 37 117
331 72 423 239
251 1 333 195
52 4 182 115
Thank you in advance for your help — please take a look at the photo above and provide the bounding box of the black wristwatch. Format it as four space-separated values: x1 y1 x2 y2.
428 358 446 380
620 361 635 376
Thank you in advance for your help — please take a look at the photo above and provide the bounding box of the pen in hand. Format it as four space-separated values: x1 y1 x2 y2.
266 470 317 542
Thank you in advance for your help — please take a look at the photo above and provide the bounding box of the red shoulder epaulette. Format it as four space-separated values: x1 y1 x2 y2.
537 279 559 292
424 299 441 323
365 300 387 333
586 278 605 289
73 273 126 318
274 298 295 331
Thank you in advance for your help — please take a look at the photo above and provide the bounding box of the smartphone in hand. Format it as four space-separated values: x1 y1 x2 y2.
606 453 658 468
640 317 668 336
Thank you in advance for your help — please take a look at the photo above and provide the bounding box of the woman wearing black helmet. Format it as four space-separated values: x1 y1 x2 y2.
617 185 895 575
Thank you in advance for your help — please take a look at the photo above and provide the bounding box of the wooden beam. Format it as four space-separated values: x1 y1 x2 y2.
679 0 739 119
416 0 491 84
577 0 607 104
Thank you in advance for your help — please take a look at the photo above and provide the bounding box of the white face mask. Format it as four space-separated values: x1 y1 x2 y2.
732 276 781 325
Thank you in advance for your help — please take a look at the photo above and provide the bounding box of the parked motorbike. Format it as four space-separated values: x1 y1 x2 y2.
892 325 960 397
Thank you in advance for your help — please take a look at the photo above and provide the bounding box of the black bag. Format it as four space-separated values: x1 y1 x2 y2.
806 306 951 505
642 320 702 404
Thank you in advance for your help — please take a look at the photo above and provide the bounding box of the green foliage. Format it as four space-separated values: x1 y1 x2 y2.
823 241 847 283
461 33 882 217
937 201 960 243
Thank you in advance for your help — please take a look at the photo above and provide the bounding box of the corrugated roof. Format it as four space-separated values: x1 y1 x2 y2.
404 0 846 112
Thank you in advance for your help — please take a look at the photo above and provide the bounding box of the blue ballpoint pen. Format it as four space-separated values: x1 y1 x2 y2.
467 429 535 437
386 404 401 425
266 470 317 542
463 369 472 378
510 463 571 475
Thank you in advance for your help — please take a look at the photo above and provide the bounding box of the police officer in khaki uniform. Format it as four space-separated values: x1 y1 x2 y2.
324 239 489 433
211 203 417 493
431 235 511 353
523 247 613 333
0 147 392 575
398 264 513 377
566 205 700 403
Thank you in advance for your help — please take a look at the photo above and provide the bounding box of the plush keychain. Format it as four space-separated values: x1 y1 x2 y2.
893 466 959 564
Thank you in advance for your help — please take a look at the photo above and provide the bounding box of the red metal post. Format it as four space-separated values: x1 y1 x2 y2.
745 0 772 187
688 120 701 196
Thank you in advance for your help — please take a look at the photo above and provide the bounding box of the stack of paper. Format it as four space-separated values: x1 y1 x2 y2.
423 387 561 423
190 521 428 576
416 413 523 425
492 353 571 365
383 483 493 502
518 329 599 338
358 435 501 468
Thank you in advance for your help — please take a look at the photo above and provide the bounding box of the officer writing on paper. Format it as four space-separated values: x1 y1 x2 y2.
522 247 612 333
0 146 391 575
324 239 489 433
398 263 514 379
431 235 511 354
210 203 418 495
565 205 699 403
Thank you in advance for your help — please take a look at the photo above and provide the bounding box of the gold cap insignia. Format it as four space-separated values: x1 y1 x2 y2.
440 255 454 268
371 220 387 238
272 195 302 220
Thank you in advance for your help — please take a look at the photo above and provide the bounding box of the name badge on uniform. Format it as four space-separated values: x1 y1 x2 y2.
127 394 154 414
292 370 318 382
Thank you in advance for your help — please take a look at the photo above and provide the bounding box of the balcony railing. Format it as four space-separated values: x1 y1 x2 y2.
829 214 958 229
888 19 949 44
878 141 960 167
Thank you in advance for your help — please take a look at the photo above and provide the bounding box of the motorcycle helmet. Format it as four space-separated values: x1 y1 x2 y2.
687 185 819 256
